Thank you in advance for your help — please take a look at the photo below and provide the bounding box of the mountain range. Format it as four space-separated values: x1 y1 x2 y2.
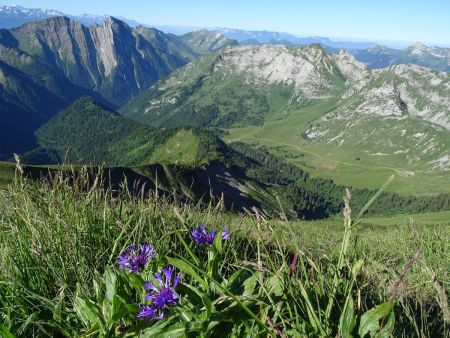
0 13 449 209
0 5 377 49
120 44 450 181
0 15 236 158
2 5 450 72
0 5 140 28
354 43 450 72
214 28 376 50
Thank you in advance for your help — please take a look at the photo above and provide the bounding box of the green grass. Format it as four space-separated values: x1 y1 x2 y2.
0 170 449 337
148 129 200 164
362 210 450 226
226 100 450 195
0 162 15 189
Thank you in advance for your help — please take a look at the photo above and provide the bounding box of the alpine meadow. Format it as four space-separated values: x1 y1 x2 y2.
0 2 449 337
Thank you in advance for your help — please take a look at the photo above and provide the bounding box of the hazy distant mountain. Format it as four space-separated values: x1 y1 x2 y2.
179 29 238 55
354 42 450 72
214 28 376 50
0 5 140 28
0 5 381 51
0 5 63 28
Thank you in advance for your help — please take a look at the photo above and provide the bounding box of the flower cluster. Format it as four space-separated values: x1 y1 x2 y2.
118 225 231 321
191 225 230 245
117 243 156 273
138 267 183 321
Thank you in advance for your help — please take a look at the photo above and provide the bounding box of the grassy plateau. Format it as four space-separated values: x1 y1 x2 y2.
225 100 450 196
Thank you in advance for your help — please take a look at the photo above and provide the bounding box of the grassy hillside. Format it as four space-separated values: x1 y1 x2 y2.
0 161 15 189
226 100 450 195
0 170 448 337
120 45 347 129
28 96 226 167
17 97 450 219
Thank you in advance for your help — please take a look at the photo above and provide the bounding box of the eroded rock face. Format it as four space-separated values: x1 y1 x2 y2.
215 44 339 98
331 49 370 85
9 16 188 107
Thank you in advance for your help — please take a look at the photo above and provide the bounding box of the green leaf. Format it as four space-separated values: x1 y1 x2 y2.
0 324 15 338
178 284 203 307
102 298 111 321
53 297 65 323
243 274 258 297
356 175 394 220
213 228 223 255
126 272 145 295
175 229 201 266
265 272 284 297
358 301 395 337
202 293 213 320
339 293 356 338
105 268 117 303
166 256 208 290
140 319 203 337
110 294 125 321
74 296 106 334
82 323 101 337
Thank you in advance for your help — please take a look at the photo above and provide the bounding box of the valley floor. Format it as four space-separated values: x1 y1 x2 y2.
226 101 450 195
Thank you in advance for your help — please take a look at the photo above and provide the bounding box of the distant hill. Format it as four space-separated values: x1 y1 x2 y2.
179 29 238 55
214 28 376 50
27 96 227 167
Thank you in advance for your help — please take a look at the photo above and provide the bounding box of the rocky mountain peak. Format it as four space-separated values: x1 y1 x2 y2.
103 16 128 29
332 49 369 84
409 42 428 55
5 15 194 107
368 44 390 52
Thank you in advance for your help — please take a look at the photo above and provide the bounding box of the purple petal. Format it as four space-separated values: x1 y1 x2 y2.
144 281 160 292
137 305 158 320
117 243 156 273
173 273 183 289
162 267 174 287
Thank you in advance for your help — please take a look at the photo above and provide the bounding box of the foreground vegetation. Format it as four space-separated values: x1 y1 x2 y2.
0 169 449 337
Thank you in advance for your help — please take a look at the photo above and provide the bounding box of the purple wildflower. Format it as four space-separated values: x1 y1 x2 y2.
138 267 182 321
191 225 230 245
117 243 156 273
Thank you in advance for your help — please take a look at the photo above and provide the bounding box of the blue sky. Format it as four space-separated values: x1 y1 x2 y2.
4 0 450 46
